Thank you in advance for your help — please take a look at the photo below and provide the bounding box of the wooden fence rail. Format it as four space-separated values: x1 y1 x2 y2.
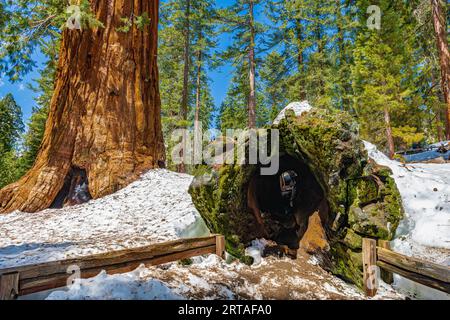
0 234 225 300
362 238 450 297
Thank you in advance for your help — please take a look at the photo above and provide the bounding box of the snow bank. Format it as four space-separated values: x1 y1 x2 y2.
0 169 209 268
273 101 312 125
46 266 183 300
364 141 450 299
365 142 450 251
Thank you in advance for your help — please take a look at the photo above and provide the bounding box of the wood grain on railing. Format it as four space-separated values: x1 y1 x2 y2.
0 235 225 299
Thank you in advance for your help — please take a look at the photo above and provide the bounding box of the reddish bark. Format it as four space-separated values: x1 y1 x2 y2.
0 0 165 213
431 0 450 139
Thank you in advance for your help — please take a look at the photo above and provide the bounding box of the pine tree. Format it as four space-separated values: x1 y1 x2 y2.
430 0 450 139
260 51 289 121
265 0 351 109
408 0 446 143
218 0 266 128
0 94 24 188
352 0 420 158
218 62 268 132
0 94 23 152
159 0 218 172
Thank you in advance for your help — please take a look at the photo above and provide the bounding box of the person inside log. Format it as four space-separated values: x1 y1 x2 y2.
279 170 298 216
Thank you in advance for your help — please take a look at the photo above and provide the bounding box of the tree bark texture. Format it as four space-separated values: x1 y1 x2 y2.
248 0 257 129
0 0 165 213
431 0 450 139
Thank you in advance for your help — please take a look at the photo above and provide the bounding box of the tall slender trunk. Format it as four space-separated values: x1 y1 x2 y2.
436 110 444 141
193 41 203 166
336 0 346 110
314 6 325 97
194 44 202 135
1 0 165 213
431 0 450 139
181 0 191 121
178 0 191 173
248 0 257 129
384 106 395 159
295 18 306 100
433 69 445 141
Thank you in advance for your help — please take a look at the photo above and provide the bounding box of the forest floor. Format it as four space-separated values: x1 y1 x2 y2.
0 144 448 300
44 250 402 300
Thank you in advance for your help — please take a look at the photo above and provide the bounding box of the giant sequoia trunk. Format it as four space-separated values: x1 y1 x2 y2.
0 0 165 213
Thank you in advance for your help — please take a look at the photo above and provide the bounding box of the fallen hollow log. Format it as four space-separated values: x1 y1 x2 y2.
189 104 404 287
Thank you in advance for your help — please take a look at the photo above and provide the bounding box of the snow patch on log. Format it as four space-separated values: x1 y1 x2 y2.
273 101 312 125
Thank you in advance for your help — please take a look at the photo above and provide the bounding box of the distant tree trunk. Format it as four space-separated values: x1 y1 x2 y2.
436 110 444 141
336 0 347 111
181 0 191 121
248 0 257 129
194 44 202 135
314 5 325 97
433 70 445 141
384 106 395 159
178 0 191 173
0 0 165 214
431 0 450 139
193 46 202 164
295 18 306 101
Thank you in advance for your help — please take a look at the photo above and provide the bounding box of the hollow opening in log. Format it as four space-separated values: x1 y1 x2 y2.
250 154 326 250
51 167 92 208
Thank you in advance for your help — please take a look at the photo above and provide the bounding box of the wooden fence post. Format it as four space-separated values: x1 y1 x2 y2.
378 240 394 284
362 238 378 297
0 272 19 300
215 235 226 259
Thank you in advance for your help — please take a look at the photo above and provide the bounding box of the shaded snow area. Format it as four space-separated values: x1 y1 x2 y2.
365 142 450 300
0 170 210 269
45 248 402 300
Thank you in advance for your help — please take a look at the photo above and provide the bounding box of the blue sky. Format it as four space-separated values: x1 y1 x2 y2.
0 0 264 128
0 49 44 123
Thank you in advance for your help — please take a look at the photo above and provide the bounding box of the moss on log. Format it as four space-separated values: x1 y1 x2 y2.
189 106 404 287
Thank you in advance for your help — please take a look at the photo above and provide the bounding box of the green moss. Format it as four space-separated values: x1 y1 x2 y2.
179 258 193 266
329 243 363 288
342 228 363 250
381 177 404 238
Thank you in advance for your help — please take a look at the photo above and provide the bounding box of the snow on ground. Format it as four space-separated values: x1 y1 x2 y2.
0 169 210 269
0 167 403 300
1 141 447 300
45 248 403 300
365 142 450 300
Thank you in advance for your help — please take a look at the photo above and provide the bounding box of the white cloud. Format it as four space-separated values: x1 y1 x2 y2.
18 83 25 91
